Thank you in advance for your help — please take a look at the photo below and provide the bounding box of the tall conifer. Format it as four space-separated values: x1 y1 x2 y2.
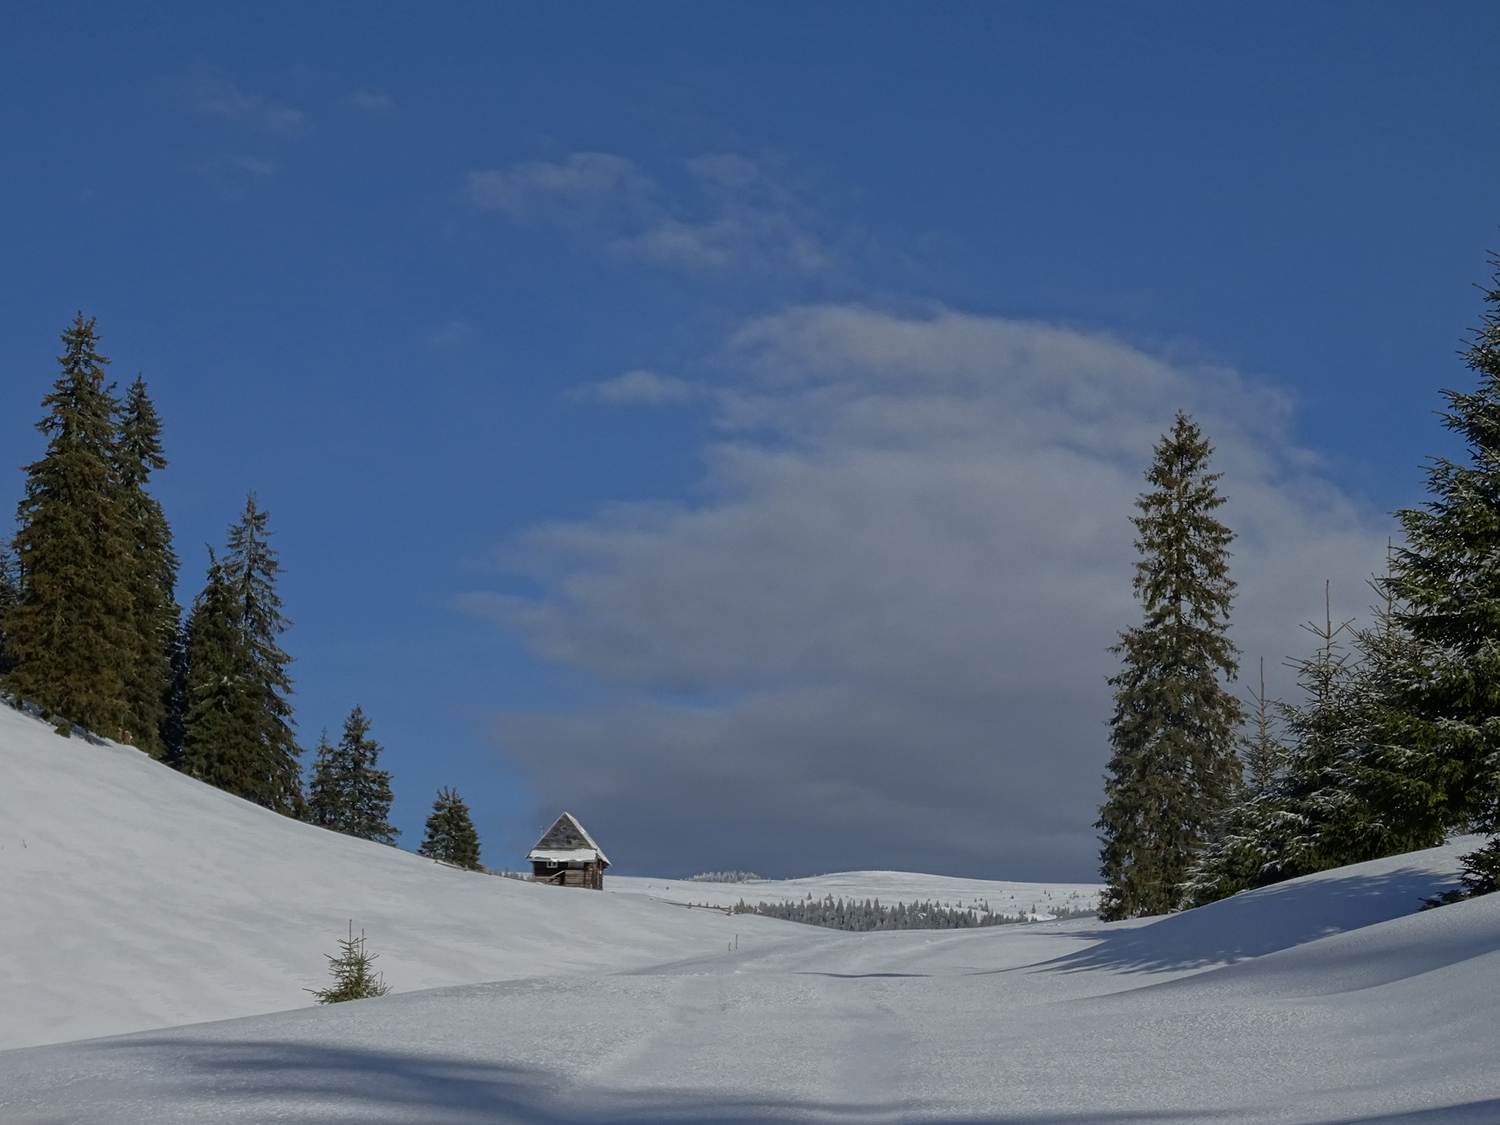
1388 259 1500 894
180 496 302 815
418 787 482 869
181 553 264 794
1098 413 1244 920
5 316 135 738
114 375 180 757
307 707 399 844
224 494 302 814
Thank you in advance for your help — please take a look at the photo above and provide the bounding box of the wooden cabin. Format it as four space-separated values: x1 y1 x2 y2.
526 812 610 889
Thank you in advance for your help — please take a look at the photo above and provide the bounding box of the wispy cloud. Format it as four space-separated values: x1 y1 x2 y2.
181 71 310 138
467 151 832 276
570 369 700 406
468 153 653 223
473 306 1391 880
192 152 281 197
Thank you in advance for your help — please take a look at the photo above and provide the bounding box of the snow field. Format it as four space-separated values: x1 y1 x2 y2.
4 702 1500 1123
0 704 822 1051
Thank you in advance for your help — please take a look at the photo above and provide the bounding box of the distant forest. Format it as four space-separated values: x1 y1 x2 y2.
729 895 1093 932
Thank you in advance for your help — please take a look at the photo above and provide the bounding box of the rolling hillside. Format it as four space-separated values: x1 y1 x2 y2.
4 702 1499 1123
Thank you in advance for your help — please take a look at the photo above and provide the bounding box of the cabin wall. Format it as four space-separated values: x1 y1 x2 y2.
531 860 604 889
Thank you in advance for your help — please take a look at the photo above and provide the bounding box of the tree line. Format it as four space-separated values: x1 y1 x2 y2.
728 894 1054 931
1098 260 1500 919
0 315 481 871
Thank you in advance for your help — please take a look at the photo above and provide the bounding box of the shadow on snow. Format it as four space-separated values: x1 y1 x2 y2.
1035 865 1462 975
46 1036 1218 1125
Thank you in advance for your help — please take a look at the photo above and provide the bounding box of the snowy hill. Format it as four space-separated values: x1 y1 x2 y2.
0 704 1083 1051
5 703 1500 1123
0 704 806 1050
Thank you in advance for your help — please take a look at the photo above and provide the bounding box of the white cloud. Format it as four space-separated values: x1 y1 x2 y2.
617 154 831 274
182 72 309 138
476 306 1391 880
467 151 831 275
571 370 700 406
467 153 653 223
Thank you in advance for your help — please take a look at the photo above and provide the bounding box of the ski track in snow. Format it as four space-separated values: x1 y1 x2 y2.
3 703 1499 1124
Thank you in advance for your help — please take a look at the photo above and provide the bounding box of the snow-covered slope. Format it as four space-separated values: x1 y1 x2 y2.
5 702 1500 1124
0 704 826 1050
0 704 1084 1053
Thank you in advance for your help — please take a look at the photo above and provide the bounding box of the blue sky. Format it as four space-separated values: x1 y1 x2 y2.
3 3 1498 879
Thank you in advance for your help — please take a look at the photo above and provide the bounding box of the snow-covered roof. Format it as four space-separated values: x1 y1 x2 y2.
527 847 601 864
527 812 610 868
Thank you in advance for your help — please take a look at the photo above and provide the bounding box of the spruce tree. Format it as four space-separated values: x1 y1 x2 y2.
307 923 390 1003
180 497 303 815
1098 412 1245 920
1183 582 1446 908
224 495 302 814
5 315 135 738
181 553 264 796
418 787 482 869
1242 659 1285 793
305 730 345 826
114 375 180 757
1388 258 1500 896
307 706 398 844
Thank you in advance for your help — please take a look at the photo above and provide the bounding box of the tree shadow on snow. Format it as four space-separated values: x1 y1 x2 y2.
54 1036 1226 1125
1327 1098 1500 1124
1032 865 1462 976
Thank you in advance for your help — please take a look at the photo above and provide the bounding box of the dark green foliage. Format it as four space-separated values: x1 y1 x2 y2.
306 923 390 1003
1241 659 1286 793
5 316 136 739
1387 259 1500 896
181 554 266 797
1183 593 1447 908
114 375 179 758
1457 837 1500 896
304 729 339 818
222 494 301 809
159 620 189 768
1184 260 1500 911
0 546 18 679
307 706 399 844
180 497 303 815
418 787 481 869
1098 413 1245 920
